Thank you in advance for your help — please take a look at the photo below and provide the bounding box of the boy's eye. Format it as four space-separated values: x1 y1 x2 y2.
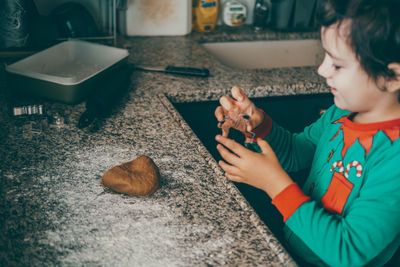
333 64 342 70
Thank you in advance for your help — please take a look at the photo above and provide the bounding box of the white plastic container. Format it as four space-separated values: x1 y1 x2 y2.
222 0 248 27
120 0 192 36
5 40 129 103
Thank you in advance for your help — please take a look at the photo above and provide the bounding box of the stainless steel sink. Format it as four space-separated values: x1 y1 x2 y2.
202 39 325 69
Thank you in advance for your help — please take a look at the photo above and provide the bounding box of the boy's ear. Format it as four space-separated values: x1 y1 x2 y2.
386 63 400 93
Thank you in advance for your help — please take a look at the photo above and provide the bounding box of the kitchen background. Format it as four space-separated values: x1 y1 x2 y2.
35 0 256 26
33 0 260 36
1 0 319 50
33 0 259 31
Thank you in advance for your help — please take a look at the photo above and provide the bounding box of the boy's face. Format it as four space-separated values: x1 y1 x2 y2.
318 21 391 118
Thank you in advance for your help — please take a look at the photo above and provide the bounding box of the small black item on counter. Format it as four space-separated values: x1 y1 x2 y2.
77 109 96 129
253 0 271 31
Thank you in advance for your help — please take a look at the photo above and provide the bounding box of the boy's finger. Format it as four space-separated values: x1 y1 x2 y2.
231 86 253 111
231 86 245 102
216 135 247 157
221 128 229 137
225 172 243 183
216 143 240 165
218 160 240 176
219 96 235 111
215 106 225 122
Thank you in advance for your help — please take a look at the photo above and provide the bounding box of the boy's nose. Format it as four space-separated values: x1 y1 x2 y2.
317 54 331 78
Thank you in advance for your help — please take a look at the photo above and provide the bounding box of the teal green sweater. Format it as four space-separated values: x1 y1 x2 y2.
247 105 400 266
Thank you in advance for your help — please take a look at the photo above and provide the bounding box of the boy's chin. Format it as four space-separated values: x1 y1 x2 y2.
333 97 346 110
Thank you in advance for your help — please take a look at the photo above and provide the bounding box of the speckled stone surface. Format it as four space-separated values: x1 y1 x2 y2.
0 26 329 266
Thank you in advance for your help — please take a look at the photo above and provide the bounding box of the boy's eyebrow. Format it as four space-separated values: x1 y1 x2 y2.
323 47 344 61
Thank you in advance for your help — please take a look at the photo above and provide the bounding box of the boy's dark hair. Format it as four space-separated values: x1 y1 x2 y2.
317 0 400 86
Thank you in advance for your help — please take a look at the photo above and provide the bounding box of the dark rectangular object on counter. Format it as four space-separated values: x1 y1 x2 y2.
5 40 129 104
270 0 319 31
293 0 317 29
270 0 295 30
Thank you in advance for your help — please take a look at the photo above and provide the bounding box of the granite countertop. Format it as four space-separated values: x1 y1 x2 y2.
0 26 329 266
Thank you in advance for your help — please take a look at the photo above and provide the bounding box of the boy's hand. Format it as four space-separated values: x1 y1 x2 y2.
215 86 264 138
215 135 293 199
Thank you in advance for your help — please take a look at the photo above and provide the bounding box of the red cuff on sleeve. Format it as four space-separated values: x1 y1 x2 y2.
271 183 311 222
245 109 273 141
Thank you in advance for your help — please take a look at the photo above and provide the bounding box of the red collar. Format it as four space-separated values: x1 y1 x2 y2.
331 114 400 158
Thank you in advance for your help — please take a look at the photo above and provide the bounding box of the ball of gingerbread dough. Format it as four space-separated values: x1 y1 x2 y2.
101 155 160 196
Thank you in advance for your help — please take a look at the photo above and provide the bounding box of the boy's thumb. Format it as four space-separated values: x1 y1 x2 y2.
257 138 272 153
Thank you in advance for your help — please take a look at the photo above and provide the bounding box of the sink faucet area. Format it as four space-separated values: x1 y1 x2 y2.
202 39 325 69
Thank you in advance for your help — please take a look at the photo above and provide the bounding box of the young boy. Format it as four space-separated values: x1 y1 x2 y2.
215 0 400 266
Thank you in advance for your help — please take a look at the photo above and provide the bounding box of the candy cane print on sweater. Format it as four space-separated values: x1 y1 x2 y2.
330 160 344 173
345 160 363 178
